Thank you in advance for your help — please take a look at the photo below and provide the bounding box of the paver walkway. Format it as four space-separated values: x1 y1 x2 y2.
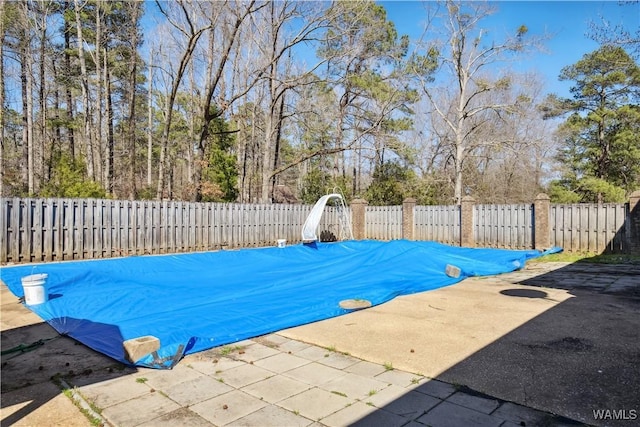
72 334 577 427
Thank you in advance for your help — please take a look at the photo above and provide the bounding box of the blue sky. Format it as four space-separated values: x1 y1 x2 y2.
381 1 639 97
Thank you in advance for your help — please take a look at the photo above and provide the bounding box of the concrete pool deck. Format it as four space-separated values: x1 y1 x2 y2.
2 261 639 426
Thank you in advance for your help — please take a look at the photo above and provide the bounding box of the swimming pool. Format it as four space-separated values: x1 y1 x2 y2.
0 239 558 368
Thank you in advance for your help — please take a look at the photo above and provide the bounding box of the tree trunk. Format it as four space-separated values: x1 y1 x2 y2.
50 60 61 180
38 14 47 191
74 0 94 180
154 1 211 200
63 3 75 159
156 30 206 200
94 3 103 186
126 3 141 199
147 50 153 188
19 10 34 195
106 65 115 195
26 40 34 195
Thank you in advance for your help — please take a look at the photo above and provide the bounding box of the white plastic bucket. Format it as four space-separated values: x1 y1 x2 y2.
276 239 286 248
21 273 48 305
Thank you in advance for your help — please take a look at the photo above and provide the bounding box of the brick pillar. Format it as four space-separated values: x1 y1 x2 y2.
534 193 551 250
460 196 475 247
350 199 368 240
629 190 640 254
402 198 416 240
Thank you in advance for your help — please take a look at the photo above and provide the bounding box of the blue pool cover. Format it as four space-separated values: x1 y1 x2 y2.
0 240 560 368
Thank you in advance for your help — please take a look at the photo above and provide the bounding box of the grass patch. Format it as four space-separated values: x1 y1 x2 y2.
331 390 347 397
529 252 640 265
368 390 377 396
62 386 103 426
135 377 148 384
383 361 393 371
219 345 245 356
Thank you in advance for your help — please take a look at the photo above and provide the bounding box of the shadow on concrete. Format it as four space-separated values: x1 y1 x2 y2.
0 298 137 426
353 262 640 427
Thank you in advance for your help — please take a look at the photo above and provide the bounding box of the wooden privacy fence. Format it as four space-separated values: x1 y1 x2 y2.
357 194 639 254
413 205 460 245
550 203 628 253
365 205 402 241
474 204 534 249
0 198 343 263
2 191 639 263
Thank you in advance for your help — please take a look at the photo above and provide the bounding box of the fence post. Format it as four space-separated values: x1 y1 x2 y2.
402 198 416 240
350 199 368 240
460 196 475 247
534 193 551 250
629 190 640 254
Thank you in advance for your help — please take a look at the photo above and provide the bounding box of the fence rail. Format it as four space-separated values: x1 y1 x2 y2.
1 196 637 264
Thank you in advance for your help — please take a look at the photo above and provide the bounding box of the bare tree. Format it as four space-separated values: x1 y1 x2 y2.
17 0 35 194
413 0 544 203
124 2 143 199
154 0 210 199
146 49 154 189
254 0 332 202
588 1 640 58
73 0 94 180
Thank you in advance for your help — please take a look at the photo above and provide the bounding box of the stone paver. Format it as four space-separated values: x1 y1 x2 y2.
364 384 410 408
187 357 245 375
293 344 330 361
231 342 280 362
446 391 500 414
316 352 361 370
344 360 388 377
416 401 503 427
252 352 311 373
412 379 457 399
228 404 314 427
101 391 181 427
137 408 212 427
318 372 390 400
282 361 347 386
382 390 440 419
241 374 312 403
348 406 410 427
163 374 234 406
491 401 555 425
142 364 203 390
374 368 423 387
214 363 274 388
277 387 350 421
318 401 378 427
78 375 150 408
189 390 268 426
